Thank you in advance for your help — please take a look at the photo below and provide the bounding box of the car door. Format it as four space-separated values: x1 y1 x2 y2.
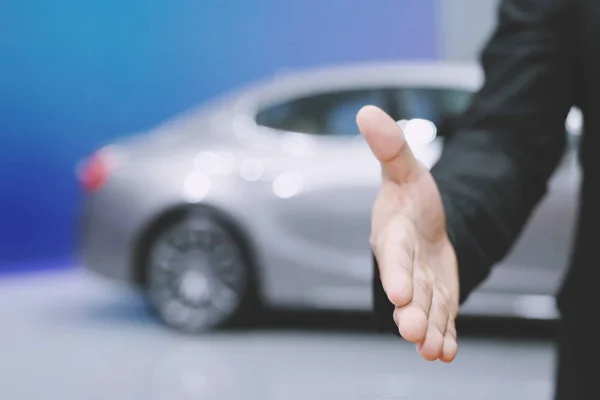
285 86 474 284
252 87 391 303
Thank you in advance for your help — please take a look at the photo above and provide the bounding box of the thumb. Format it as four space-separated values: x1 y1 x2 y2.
356 105 421 183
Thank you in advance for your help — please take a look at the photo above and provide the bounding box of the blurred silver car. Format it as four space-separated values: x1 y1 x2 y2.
78 62 582 332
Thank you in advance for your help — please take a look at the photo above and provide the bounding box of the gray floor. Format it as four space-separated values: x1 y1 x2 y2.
1 270 555 400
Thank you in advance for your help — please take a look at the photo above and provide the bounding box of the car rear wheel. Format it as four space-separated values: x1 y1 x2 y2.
144 208 254 333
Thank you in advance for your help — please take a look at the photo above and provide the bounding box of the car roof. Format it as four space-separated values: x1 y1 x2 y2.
231 61 483 116
225 61 582 137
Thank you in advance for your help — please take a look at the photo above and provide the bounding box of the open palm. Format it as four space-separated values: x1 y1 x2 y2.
357 105 460 362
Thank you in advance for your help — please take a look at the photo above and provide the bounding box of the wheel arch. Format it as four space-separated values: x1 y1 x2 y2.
132 203 261 296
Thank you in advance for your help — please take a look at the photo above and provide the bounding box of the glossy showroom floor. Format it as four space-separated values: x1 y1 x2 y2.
1 270 556 400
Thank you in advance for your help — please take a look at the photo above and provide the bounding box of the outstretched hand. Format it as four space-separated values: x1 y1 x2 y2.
357 105 460 362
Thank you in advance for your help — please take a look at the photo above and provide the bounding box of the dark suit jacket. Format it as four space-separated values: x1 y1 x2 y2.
373 0 600 332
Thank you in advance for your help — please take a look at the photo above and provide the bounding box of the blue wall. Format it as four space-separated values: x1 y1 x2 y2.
0 0 439 272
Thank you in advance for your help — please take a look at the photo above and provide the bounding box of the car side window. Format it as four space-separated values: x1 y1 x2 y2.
392 88 472 137
256 89 389 136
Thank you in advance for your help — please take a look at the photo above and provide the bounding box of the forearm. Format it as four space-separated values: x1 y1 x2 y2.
426 0 575 303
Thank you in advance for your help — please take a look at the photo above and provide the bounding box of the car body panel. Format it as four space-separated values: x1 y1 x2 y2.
80 61 581 320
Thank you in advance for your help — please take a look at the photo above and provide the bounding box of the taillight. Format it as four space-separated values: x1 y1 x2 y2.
77 148 113 192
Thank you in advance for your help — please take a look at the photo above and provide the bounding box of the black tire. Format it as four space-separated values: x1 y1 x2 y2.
141 206 256 333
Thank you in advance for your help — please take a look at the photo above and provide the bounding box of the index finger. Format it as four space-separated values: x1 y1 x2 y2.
373 218 416 308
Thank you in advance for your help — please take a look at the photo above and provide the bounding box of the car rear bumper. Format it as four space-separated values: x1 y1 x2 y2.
79 192 138 284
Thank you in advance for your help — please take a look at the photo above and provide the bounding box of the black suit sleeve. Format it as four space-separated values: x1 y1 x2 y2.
374 0 575 331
